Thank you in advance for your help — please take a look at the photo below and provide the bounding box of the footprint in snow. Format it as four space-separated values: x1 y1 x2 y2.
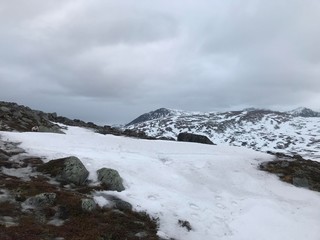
231 201 238 206
215 196 222 201
189 203 200 210
216 203 226 209
148 195 158 201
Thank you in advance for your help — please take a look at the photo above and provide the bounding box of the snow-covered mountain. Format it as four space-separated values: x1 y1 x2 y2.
125 108 320 160
288 107 320 117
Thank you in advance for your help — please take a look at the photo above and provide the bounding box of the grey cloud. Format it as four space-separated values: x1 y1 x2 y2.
1 0 320 124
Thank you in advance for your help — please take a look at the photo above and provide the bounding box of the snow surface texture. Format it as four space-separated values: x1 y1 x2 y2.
125 109 320 160
2 126 320 240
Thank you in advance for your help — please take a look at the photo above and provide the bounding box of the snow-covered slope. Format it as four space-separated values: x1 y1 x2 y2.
125 108 320 160
2 126 320 240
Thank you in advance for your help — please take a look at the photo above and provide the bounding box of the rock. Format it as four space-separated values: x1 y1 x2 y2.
110 196 132 211
0 106 10 112
38 126 64 134
178 219 192 231
259 157 320 192
81 198 97 212
0 101 63 132
0 152 9 161
23 192 56 208
37 156 89 185
0 216 19 227
97 168 125 192
135 232 148 238
177 132 214 145
292 176 309 188
55 205 69 220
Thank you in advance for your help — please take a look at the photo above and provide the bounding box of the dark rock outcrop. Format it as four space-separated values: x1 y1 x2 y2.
177 132 214 145
260 155 320 192
37 156 89 185
0 101 63 133
97 168 125 192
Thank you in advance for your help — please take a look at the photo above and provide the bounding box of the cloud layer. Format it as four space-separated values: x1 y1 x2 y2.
1 0 320 124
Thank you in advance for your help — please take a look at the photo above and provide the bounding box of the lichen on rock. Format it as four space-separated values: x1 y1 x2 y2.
97 168 125 192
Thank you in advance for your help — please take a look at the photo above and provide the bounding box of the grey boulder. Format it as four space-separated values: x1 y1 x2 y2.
37 156 89 185
97 168 125 192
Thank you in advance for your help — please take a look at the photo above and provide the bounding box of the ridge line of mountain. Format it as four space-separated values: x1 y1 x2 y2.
126 107 320 126
124 107 320 160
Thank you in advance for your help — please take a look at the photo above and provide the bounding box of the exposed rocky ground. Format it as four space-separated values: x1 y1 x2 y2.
125 107 320 159
0 101 154 140
0 138 159 240
260 153 320 192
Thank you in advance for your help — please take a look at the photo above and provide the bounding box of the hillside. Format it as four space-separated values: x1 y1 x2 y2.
1 101 320 239
2 126 320 240
125 108 320 160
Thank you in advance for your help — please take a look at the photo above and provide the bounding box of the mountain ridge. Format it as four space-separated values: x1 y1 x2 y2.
125 107 320 160
127 107 320 126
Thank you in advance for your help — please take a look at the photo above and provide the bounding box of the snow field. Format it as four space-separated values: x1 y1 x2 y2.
2 126 320 240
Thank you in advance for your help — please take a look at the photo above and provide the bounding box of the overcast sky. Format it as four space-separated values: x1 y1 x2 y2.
1 0 320 124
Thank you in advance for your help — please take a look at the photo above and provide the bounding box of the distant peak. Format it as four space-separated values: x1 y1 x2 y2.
288 107 320 117
125 108 173 126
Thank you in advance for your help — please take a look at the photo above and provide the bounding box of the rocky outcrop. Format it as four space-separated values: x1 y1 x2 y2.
0 139 159 240
97 168 125 192
177 132 214 145
0 101 63 133
37 156 89 186
260 154 320 192
0 101 162 141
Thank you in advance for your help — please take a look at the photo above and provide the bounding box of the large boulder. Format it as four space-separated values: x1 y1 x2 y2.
97 168 125 192
177 132 214 145
37 156 89 185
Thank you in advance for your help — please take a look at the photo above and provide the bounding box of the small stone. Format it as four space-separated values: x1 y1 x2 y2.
178 219 192 231
23 192 56 208
135 232 148 238
81 198 97 212
292 177 309 188
113 198 132 211
280 161 289 168
55 205 69 220
0 106 10 112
